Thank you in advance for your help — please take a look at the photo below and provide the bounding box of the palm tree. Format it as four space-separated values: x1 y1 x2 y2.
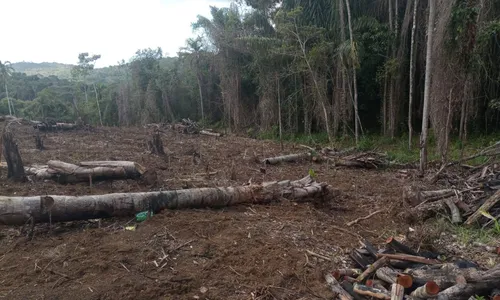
0 60 14 116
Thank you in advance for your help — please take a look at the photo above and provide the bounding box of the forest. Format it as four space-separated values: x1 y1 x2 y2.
1 0 500 165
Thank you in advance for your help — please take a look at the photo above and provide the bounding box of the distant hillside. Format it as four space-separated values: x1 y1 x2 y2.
11 62 74 79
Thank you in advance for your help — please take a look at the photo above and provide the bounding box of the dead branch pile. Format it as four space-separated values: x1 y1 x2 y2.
404 162 500 228
24 160 146 184
326 236 500 300
0 175 334 225
148 119 223 137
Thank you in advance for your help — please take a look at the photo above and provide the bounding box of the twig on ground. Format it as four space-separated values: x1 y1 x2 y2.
306 250 332 261
346 210 384 227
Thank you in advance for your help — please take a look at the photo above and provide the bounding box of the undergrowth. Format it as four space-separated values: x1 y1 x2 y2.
256 128 500 165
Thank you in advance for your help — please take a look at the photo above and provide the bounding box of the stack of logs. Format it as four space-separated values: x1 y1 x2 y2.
326 237 500 300
168 119 222 137
405 163 500 227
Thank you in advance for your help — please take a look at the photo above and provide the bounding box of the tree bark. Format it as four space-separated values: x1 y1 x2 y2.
26 160 145 184
5 81 12 116
0 176 333 225
419 0 436 173
408 0 419 149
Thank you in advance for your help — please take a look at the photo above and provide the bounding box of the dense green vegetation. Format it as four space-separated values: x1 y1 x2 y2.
1 0 500 165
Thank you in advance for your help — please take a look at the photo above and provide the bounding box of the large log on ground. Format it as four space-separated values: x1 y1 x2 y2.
0 176 333 225
2 131 26 182
26 160 145 183
406 264 500 291
35 122 82 131
465 190 500 225
263 152 311 165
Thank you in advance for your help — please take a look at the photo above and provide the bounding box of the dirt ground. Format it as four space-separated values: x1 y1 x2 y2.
0 124 495 299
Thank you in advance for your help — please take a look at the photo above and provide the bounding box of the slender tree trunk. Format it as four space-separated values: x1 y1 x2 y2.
420 0 436 173
93 84 103 126
345 0 360 145
5 82 12 116
196 74 204 120
408 0 419 150
339 0 348 136
277 75 283 151
383 75 388 135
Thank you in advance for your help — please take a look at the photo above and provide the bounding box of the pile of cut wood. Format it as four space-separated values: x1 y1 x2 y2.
405 163 500 227
326 237 500 300
146 119 222 137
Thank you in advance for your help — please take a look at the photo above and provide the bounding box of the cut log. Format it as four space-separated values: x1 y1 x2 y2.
375 267 413 288
356 257 389 282
376 253 441 265
492 289 500 300
444 197 462 224
0 175 333 225
360 239 379 259
325 273 353 300
465 190 500 225
385 236 418 255
390 283 404 300
388 259 422 270
333 269 363 278
148 131 165 156
353 283 390 299
2 131 26 182
406 264 500 290
35 122 81 131
200 130 221 137
340 281 365 300
26 160 145 184
403 187 456 206
410 281 440 298
436 276 467 300
263 152 311 165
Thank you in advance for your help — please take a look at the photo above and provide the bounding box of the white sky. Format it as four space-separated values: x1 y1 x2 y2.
1 0 232 67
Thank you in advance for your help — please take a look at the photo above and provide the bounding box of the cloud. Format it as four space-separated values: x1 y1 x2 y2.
0 0 231 67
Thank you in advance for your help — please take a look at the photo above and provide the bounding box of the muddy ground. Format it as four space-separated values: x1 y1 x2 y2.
0 124 497 299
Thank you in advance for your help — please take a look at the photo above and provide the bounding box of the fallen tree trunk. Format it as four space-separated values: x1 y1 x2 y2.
0 176 333 225
26 160 146 183
35 122 82 131
200 130 221 137
263 152 311 165
403 187 456 206
465 190 500 225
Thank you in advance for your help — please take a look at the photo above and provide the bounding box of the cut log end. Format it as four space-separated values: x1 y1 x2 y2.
396 274 413 289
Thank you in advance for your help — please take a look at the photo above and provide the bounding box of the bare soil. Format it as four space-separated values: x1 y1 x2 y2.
0 125 494 299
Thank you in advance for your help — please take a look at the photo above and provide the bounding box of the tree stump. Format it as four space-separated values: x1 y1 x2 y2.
2 131 27 182
148 131 165 156
35 131 44 150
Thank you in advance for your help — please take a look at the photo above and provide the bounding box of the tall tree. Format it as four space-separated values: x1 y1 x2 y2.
420 0 436 173
0 60 14 116
408 0 419 149
71 53 102 124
